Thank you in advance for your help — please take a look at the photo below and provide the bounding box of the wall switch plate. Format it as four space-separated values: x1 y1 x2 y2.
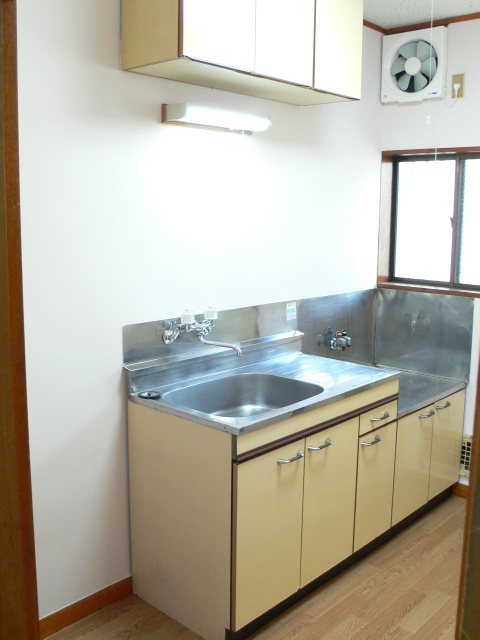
452 73 465 98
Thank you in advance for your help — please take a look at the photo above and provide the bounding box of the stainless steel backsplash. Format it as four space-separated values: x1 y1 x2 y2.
375 289 473 381
123 289 473 382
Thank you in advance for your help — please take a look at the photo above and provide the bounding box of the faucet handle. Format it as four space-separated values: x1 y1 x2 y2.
204 307 218 320
181 309 195 324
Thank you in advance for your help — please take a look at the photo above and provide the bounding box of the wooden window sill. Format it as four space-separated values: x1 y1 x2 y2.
377 281 480 299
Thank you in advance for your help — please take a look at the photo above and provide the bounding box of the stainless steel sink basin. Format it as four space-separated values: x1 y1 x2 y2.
161 372 324 419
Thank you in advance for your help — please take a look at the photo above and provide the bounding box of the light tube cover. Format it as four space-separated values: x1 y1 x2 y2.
162 103 271 133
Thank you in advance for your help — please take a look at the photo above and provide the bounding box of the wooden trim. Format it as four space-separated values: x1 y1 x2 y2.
384 12 480 35
382 147 480 159
377 282 480 299
363 19 386 34
39 577 133 639
453 483 469 500
456 356 480 639
235 395 399 463
0 1 40 639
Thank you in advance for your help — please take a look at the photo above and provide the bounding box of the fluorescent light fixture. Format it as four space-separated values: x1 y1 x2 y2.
161 103 271 134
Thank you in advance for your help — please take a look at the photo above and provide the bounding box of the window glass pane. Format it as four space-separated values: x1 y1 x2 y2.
394 159 456 282
458 158 480 286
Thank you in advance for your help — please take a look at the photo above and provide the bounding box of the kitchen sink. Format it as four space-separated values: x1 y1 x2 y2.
161 372 324 419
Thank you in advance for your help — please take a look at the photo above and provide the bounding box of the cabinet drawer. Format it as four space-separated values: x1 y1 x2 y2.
359 400 398 436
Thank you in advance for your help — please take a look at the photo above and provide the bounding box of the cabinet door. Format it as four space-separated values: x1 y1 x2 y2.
232 442 305 631
428 390 465 500
301 418 358 587
354 421 397 552
392 406 434 526
182 0 255 71
314 0 363 98
255 0 315 86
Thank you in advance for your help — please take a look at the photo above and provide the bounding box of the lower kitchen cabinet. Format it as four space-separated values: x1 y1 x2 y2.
392 404 434 526
232 442 305 631
354 421 397 552
300 417 358 587
429 390 465 499
232 416 359 630
392 390 465 525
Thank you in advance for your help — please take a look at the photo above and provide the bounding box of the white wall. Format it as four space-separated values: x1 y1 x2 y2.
17 2 384 617
380 19 480 437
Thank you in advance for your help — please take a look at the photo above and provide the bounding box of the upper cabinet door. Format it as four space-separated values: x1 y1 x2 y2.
182 0 255 72
255 0 315 86
314 0 363 98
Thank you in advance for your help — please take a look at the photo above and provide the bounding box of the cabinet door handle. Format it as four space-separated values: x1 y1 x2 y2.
419 410 435 419
360 435 382 447
277 450 304 465
370 411 390 423
307 438 332 452
435 400 451 410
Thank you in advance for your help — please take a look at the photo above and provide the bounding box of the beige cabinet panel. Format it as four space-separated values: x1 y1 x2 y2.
301 418 358 587
354 421 397 552
255 0 315 86
314 0 363 99
233 442 305 631
182 0 255 71
392 406 434 526
428 390 465 500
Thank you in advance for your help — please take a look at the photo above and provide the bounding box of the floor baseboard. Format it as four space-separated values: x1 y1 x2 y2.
453 482 469 499
39 576 132 639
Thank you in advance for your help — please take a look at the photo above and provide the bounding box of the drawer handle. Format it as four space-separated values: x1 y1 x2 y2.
277 450 304 465
308 438 333 452
361 435 382 447
370 411 390 423
419 410 435 419
435 400 451 410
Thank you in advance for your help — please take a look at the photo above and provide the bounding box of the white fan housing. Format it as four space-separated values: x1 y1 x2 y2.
381 26 447 104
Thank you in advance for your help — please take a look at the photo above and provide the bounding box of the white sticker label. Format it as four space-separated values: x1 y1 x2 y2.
286 301 297 323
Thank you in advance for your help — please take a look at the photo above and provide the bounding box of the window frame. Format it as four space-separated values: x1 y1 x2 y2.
378 147 480 296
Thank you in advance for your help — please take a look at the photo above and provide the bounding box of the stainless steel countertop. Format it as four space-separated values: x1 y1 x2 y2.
380 367 466 417
129 352 401 436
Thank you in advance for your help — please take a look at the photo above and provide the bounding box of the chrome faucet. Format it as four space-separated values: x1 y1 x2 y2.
162 308 242 356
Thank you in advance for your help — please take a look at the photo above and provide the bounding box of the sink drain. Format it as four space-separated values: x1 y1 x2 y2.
138 390 160 400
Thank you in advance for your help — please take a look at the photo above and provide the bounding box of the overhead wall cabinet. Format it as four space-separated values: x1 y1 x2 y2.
121 0 363 106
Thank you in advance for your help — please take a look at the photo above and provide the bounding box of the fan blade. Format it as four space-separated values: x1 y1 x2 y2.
414 74 428 92
398 42 418 59
416 40 434 62
397 73 411 91
421 56 437 79
391 56 406 75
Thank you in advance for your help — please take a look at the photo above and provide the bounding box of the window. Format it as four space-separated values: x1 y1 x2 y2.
390 152 480 289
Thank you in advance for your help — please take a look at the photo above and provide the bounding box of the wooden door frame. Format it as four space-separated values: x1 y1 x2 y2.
0 1 477 638
0 0 40 638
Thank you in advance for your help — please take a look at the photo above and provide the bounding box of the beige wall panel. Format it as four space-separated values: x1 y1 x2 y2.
233 442 305 630
354 421 397 552
392 407 434 526
428 390 465 500
237 380 399 454
359 400 397 436
182 0 255 71
255 0 314 86
314 0 363 98
301 418 358 587
122 0 179 69
128 402 232 640
126 58 352 105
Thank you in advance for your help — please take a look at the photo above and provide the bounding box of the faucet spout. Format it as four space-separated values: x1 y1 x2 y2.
198 334 242 356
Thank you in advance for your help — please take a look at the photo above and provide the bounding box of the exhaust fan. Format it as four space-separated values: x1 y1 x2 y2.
381 26 447 103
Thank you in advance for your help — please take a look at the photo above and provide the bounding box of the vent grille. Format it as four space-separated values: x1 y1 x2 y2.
460 435 473 478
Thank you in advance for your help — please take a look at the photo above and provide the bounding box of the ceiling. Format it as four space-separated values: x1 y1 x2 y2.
364 0 480 29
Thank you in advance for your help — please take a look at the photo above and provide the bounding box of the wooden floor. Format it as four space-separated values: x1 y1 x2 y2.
49 496 466 640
